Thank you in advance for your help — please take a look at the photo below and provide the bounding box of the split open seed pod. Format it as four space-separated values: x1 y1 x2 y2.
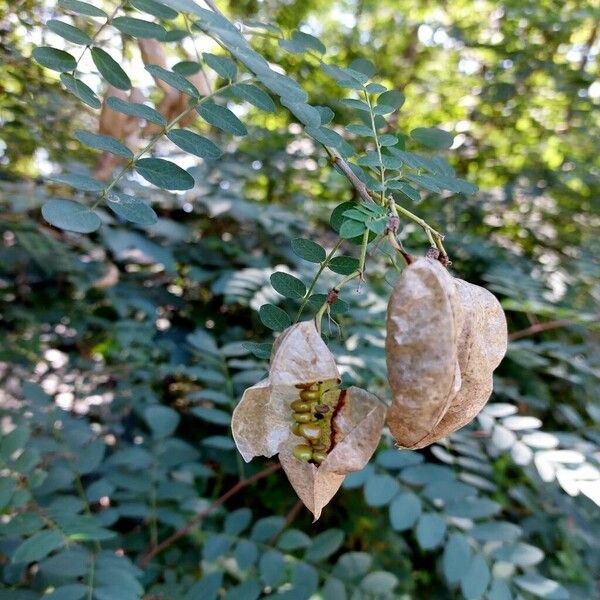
232 321 386 520
386 257 507 448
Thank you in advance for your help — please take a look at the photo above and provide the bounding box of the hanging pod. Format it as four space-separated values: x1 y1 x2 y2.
232 321 386 520
385 258 462 448
386 258 507 449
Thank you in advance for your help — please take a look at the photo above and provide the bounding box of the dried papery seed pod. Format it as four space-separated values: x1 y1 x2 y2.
321 387 387 475
416 279 507 445
279 386 385 520
232 321 339 463
278 440 346 520
386 258 461 448
386 258 508 449
232 321 386 520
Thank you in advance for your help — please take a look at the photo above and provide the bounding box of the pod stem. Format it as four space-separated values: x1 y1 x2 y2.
315 229 369 334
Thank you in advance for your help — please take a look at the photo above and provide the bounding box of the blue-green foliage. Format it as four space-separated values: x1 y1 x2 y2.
1 0 599 598
1 148 598 597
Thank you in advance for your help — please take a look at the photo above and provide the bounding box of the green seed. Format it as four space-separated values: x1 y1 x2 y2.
291 400 311 412
293 412 311 423
298 423 322 441
300 389 320 402
293 444 313 461
291 423 302 436
312 451 327 464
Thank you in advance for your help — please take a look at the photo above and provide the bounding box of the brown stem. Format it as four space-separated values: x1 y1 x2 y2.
328 148 376 206
508 319 573 342
73 0 126 72
327 148 412 266
94 1 124 40
268 499 304 545
137 463 281 568
387 231 413 265
579 22 598 73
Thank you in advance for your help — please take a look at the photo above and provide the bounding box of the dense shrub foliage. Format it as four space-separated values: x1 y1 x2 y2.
0 0 599 599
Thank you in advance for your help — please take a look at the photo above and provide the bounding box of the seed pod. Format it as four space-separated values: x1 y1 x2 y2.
321 387 388 475
416 278 507 445
386 258 461 448
232 321 339 463
386 258 507 449
232 321 386 520
279 385 385 520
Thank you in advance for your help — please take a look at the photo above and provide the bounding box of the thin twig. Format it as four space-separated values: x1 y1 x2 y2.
268 499 304 545
73 0 126 72
327 147 376 205
508 319 573 342
295 239 343 323
326 147 442 262
138 463 281 568
92 78 252 208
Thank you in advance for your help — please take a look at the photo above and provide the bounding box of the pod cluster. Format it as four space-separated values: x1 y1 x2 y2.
291 382 334 465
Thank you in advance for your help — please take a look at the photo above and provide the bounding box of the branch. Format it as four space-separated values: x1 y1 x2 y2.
73 0 126 71
326 149 416 269
326 147 446 262
327 147 376 205
138 462 281 568
579 22 598 72
508 319 573 342
268 499 304 545
202 0 443 264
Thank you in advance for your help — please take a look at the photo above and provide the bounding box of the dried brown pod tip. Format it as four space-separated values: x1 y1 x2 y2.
386 258 507 449
232 321 386 520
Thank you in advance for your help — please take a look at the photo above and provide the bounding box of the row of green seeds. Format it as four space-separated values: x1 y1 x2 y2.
291 382 332 465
